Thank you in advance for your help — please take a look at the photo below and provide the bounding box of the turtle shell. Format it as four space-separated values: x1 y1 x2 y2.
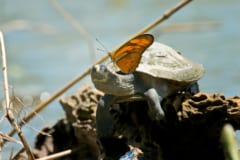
109 42 204 82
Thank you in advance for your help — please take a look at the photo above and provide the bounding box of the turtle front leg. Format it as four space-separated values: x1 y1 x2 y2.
96 95 130 158
96 95 115 139
144 88 165 120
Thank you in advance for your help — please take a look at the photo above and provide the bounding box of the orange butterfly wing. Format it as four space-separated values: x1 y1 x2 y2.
112 34 154 73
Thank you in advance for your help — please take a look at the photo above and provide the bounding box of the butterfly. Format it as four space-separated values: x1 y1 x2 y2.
110 34 154 74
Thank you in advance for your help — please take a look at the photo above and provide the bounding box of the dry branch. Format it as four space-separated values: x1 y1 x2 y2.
0 31 34 159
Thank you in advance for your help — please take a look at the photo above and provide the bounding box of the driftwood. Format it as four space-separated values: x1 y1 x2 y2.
33 84 240 160
33 85 102 159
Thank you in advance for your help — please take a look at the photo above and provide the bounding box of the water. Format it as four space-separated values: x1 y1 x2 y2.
0 0 240 158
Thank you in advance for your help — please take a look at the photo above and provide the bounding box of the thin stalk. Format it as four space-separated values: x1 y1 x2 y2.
35 149 74 160
11 148 25 160
0 31 34 160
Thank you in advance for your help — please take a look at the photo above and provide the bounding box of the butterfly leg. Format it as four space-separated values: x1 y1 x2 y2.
144 88 165 121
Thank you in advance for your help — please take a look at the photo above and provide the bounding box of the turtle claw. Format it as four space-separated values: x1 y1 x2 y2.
144 88 165 121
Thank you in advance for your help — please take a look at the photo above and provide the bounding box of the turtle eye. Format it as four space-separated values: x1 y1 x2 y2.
99 65 105 71
99 65 107 73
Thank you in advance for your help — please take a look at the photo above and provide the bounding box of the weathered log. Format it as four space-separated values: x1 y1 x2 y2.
33 85 102 159
109 92 240 160
33 85 240 160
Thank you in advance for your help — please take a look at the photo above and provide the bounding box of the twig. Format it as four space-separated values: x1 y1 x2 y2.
21 119 51 136
0 31 35 160
49 0 96 62
11 148 25 160
0 132 21 144
7 0 192 138
35 149 74 160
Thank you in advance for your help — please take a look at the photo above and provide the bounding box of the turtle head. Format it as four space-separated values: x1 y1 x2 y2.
91 65 113 83
91 64 134 96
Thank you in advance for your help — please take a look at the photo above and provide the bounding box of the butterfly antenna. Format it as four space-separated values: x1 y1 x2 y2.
96 38 113 60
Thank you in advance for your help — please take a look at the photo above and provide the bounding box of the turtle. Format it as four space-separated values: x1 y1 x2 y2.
91 41 204 153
